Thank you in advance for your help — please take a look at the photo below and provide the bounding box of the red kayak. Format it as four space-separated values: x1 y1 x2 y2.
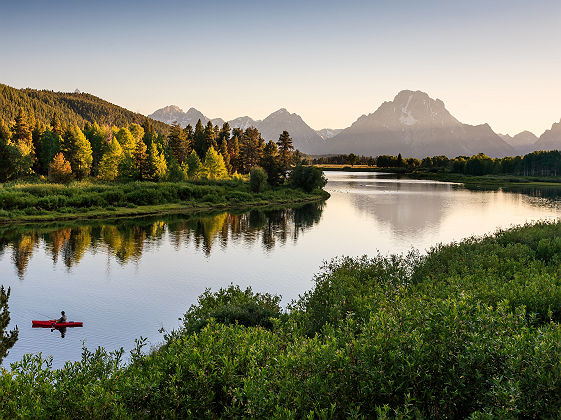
32 320 83 328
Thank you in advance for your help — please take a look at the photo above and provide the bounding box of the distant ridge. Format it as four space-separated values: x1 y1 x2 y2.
0 83 169 132
534 120 561 151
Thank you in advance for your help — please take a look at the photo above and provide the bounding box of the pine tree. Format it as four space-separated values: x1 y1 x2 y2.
201 146 228 180
220 138 231 174
168 122 188 164
51 114 63 136
133 136 149 180
0 120 15 181
219 122 231 149
14 108 33 151
229 134 241 173
186 149 202 179
98 137 123 181
260 140 283 186
204 121 217 156
193 119 205 159
277 130 294 172
0 286 18 364
147 142 167 181
39 130 61 175
241 127 265 172
48 152 72 183
64 125 93 179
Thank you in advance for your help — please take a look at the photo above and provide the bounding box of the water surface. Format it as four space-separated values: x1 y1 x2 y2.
2 172 561 367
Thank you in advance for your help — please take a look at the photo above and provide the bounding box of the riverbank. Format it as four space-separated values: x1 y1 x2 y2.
316 164 561 189
0 180 329 224
3 220 561 417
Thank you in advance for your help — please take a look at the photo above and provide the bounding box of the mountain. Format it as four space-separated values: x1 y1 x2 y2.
316 128 342 140
534 120 561 151
150 106 325 153
0 83 169 132
254 108 325 153
499 131 538 155
229 116 256 130
148 105 210 127
324 90 514 158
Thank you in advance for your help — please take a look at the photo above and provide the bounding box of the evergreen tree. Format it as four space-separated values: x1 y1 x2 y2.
204 121 217 156
241 127 265 172
193 119 205 159
0 286 18 364
219 122 231 149
48 152 72 183
277 130 294 173
186 149 202 179
129 123 145 145
166 156 188 182
168 122 189 164
39 130 61 175
220 138 231 174
133 136 149 180
83 123 107 175
0 120 15 181
31 121 45 173
51 114 63 136
147 142 167 181
98 137 123 181
141 118 156 148
260 140 283 186
229 134 241 173
201 146 228 180
14 108 34 151
64 125 93 179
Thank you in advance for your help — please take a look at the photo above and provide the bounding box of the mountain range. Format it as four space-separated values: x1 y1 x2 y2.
149 91 560 158
1 82 559 158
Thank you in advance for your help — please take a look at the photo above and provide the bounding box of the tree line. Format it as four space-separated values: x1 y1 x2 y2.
314 151 561 176
0 108 301 185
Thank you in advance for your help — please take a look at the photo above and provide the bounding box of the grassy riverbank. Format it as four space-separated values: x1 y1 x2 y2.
0 180 329 224
3 221 561 417
317 164 561 189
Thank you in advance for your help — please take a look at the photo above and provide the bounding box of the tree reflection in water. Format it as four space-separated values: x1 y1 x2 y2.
0 202 324 278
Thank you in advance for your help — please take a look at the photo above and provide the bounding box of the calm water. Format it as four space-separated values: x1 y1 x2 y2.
2 171 561 368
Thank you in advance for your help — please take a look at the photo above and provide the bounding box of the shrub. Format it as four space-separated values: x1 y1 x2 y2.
289 165 327 192
249 166 267 193
181 285 283 334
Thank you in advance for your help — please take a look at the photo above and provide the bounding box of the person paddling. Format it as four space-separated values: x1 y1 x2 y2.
58 311 67 324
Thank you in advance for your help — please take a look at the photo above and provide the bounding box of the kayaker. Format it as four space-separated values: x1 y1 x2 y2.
57 311 67 324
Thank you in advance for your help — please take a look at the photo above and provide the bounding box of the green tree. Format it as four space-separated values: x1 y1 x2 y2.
0 286 18 364
219 138 231 174
260 140 283 186
193 119 205 159
114 127 136 158
203 121 218 156
0 120 15 181
64 125 93 179
201 146 228 180
229 135 241 174
168 122 189 164
241 127 265 173
276 130 294 172
250 166 268 192
38 130 61 175
98 137 123 181
48 152 72 183
147 142 167 181
290 165 327 192
186 149 202 179
14 108 34 153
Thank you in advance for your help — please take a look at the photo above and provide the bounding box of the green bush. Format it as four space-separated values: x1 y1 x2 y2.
249 166 267 193
289 165 327 192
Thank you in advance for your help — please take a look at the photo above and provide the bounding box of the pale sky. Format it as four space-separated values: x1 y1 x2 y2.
1 0 559 136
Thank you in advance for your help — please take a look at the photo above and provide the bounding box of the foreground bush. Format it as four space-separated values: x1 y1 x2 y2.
4 221 561 417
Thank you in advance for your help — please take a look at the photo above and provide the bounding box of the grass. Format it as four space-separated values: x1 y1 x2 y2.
4 221 561 417
0 180 329 224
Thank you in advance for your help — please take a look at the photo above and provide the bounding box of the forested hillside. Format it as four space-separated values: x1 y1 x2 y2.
0 84 169 133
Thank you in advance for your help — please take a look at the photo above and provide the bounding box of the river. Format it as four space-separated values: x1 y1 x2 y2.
2 171 561 367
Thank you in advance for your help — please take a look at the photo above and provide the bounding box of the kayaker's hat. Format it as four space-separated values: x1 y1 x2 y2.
61 311 65 315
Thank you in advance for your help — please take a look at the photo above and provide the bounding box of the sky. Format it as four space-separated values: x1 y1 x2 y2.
0 0 559 135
